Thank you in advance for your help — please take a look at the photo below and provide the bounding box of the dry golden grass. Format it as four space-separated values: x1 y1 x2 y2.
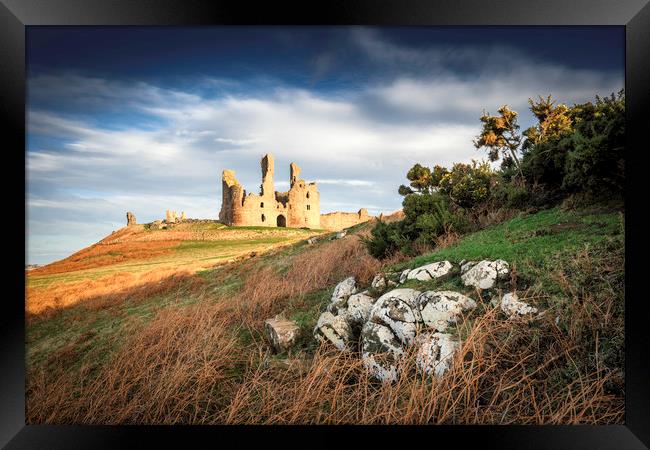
26 267 202 318
25 223 624 425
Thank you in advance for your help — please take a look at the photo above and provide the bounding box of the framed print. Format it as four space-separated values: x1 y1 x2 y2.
2 0 649 448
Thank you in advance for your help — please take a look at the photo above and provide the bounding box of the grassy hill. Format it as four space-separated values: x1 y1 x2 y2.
25 206 624 424
27 220 323 315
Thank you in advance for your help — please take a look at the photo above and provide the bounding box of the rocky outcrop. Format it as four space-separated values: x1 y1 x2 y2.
314 311 354 351
327 276 357 314
399 269 411 284
371 273 386 289
346 291 376 325
265 317 301 353
361 321 404 382
461 259 510 289
500 292 539 318
369 288 421 345
407 261 453 281
417 291 477 332
310 258 539 383
415 332 459 378
126 211 136 226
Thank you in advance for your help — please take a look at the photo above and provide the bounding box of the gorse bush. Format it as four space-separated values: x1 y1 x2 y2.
438 161 494 208
363 193 469 259
521 90 625 198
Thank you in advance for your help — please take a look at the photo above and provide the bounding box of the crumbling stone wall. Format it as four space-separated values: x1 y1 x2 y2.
219 154 370 230
320 208 370 231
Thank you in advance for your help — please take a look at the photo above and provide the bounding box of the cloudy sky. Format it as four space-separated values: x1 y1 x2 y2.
26 26 623 265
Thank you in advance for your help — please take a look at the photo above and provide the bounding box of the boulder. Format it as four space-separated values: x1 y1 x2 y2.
327 276 357 314
264 317 300 353
407 261 453 281
415 332 459 378
336 230 347 239
461 259 509 289
369 288 421 345
399 269 411 284
314 311 354 351
307 237 318 245
459 260 477 275
346 291 376 325
371 273 387 289
417 291 477 332
500 292 539 318
361 321 404 382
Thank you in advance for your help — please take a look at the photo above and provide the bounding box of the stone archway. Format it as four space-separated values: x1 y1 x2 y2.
276 214 286 227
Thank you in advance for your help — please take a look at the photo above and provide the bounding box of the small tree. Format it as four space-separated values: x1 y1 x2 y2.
398 163 449 196
474 105 524 179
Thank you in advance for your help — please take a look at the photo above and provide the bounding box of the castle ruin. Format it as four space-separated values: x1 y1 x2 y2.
219 154 371 231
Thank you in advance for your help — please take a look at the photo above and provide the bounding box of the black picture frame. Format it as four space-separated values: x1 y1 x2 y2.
2 0 648 448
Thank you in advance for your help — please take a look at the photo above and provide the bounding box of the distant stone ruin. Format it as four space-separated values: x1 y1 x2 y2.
126 211 136 226
219 153 372 230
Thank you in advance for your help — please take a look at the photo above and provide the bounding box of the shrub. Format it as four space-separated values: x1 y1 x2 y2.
521 90 624 199
362 221 407 260
438 160 494 208
364 193 470 259
562 91 625 196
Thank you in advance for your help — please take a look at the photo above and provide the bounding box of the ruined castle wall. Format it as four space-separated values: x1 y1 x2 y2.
220 154 371 230
234 191 288 227
287 181 320 228
320 208 371 231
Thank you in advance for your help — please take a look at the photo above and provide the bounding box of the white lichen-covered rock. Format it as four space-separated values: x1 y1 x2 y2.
461 259 509 289
346 291 376 325
264 317 300 353
369 288 421 345
314 311 354 351
407 261 453 281
459 260 478 275
399 269 411 284
336 230 347 239
361 321 404 382
500 292 539 318
415 332 459 378
417 291 477 332
371 273 387 289
327 276 357 313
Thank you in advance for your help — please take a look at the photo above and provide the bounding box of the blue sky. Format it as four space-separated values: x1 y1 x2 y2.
26 26 624 265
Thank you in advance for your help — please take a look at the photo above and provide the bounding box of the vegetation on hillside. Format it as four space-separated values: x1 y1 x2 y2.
365 91 625 260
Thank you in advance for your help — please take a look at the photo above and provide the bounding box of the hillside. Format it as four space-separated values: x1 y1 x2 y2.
25 205 624 424
26 220 324 315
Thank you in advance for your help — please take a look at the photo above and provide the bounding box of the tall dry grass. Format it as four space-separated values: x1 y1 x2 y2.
26 230 624 425
26 268 199 317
